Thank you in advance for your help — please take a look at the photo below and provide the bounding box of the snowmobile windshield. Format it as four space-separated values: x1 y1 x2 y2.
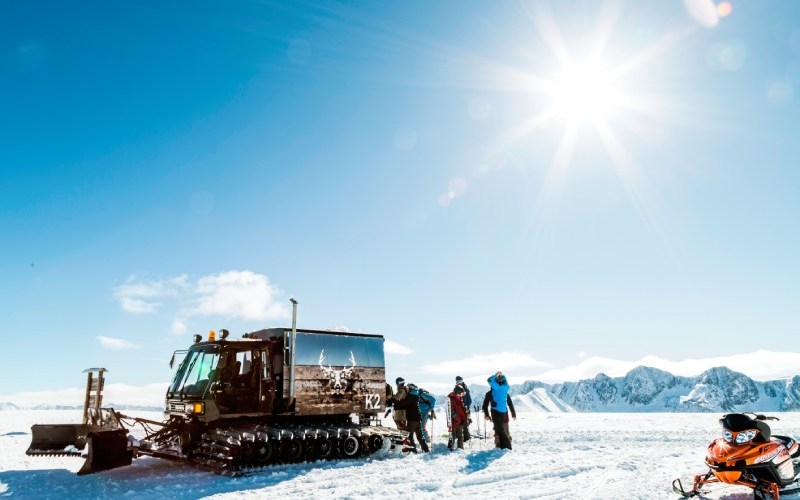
168 346 221 399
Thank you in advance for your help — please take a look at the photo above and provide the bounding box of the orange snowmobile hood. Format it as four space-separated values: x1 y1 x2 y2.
706 437 788 466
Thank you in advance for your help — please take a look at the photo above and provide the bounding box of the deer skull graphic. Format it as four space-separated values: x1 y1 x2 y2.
318 349 356 391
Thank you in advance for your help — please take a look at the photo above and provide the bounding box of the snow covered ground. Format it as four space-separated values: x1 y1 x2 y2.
3 410 800 499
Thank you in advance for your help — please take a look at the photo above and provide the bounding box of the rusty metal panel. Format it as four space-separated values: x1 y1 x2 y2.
293 365 386 416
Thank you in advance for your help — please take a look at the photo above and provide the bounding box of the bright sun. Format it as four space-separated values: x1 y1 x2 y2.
549 63 621 123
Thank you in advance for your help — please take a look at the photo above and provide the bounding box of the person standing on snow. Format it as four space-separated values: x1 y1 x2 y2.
453 376 472 441
483 388 516 448
408 383 436 444
487 371 512 450
388 377 408 431
447 385 469 450
454 376 472 407
393 382 429 453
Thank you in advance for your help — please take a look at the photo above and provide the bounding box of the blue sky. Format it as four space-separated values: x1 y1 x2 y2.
2 0 799 396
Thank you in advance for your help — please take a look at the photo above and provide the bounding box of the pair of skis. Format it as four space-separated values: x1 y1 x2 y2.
445 397 454 449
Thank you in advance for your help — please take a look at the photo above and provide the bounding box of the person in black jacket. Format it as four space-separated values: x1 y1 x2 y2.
454 376 472 407
482 389 516 448
393 385 429 452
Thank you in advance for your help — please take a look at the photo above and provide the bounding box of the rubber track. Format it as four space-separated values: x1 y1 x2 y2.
188 424 406 476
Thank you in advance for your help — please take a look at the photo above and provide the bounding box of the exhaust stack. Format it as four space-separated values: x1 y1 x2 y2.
289 298 298 401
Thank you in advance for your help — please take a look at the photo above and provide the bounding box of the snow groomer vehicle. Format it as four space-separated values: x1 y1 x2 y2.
27 300 404 475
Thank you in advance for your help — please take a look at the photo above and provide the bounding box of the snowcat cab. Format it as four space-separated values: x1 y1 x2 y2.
165 331 278 422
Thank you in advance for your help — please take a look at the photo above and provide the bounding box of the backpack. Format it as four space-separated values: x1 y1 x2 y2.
418 388 436 409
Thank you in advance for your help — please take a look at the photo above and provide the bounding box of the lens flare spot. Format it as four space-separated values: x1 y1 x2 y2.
717 2 733 17
706 43 747 71
684 0 719 28
766 81 793 104
394 128 418 151
448 178 467 197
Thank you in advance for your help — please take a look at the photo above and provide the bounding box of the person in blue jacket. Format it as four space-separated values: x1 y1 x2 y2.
487 371 512 450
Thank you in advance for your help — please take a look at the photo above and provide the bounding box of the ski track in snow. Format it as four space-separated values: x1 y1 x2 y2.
2 410 800 499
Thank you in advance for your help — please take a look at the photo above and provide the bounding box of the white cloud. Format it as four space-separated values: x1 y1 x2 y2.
114 275 187 314
420 351 551 377
171 319 187 335
97 336 137 350
114 271 290 328
119 297 160 313
531 350 800 383
189 271 289 321
384 340 412 355
412 381 452 393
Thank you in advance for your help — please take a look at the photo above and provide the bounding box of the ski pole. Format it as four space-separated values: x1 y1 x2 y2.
483 412 487 443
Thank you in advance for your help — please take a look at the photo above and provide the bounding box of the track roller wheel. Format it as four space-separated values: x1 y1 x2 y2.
367 434 384 453
249 439 274 465
340 435 362 458
314 438 334 459
282 438 304 462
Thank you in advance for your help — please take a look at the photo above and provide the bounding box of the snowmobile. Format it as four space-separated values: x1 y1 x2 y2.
673 412 800 499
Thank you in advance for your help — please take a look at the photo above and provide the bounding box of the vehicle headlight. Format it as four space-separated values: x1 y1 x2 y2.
735 429 757 444
723 430 733 443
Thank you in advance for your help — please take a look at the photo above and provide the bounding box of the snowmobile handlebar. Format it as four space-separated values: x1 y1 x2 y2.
743 412 779 421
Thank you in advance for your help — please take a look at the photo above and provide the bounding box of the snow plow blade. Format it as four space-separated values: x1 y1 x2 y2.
27 424 133 475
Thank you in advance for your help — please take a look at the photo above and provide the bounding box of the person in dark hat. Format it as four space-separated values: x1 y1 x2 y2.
453 375 472 441
393 380 429 452
447 385 469 450
387 377 408 431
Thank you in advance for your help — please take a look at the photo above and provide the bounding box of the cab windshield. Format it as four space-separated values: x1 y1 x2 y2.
168 346 220 399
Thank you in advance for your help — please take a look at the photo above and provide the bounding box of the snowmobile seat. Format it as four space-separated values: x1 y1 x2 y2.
772 435 800 457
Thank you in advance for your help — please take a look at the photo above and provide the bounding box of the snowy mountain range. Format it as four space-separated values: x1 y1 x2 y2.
4 366 800 413
457 366 800 413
